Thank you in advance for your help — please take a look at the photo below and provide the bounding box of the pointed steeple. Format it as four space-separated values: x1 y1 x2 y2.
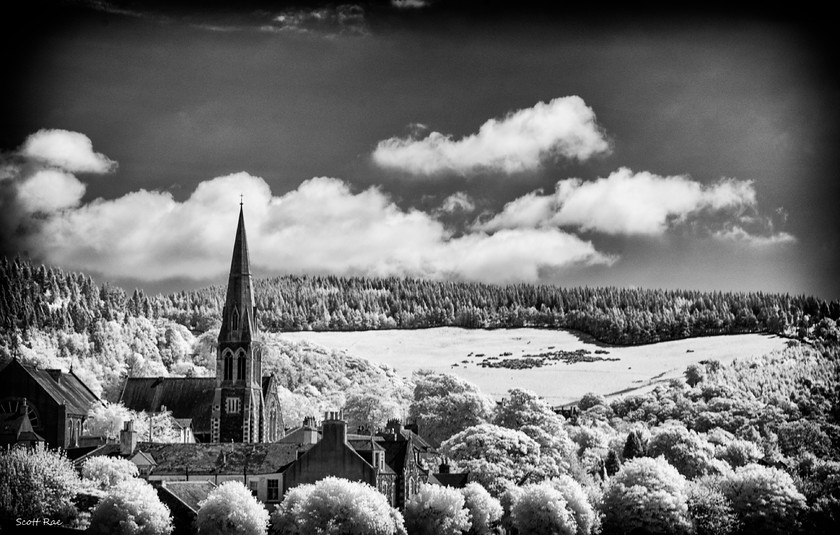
219 204 257 343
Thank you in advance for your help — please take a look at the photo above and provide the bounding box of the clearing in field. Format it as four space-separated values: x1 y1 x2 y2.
280 328 790 404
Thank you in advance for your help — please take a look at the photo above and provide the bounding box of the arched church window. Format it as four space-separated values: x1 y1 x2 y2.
223 351 234 381
236 350 247 381
269 408 277 441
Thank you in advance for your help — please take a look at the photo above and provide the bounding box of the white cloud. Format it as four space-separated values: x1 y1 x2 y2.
391 0 429 8
17 169 86 213
479 168 760 236
26 173 612 282
372 96 610 176
713 226 797 247
438 192 476 214
20 129 117 174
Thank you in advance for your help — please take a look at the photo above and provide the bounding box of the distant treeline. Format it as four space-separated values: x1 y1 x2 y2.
2 256 839 345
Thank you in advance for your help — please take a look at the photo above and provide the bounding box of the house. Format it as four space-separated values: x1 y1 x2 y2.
0 358 103 450
120 205 282 443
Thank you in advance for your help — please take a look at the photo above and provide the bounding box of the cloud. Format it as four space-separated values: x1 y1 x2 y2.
391 0 430 8
269 4 368 35
4 155 611 282
713 226 797 247
17 169 87 213
20 129 117 174
372 96 610 176
479 167 765 236
438 192 476 213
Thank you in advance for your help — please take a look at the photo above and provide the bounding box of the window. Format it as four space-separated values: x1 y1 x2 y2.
237 353 247 381
267 479 279 501
231 307 239 331
249 480 259 497
223 352 233 381
226 397 240 414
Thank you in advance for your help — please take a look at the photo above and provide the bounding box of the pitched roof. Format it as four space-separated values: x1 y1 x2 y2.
120 377 216 434
8 361 102 415
133 442 311 475
71 443 121 465
159 481 217 513
433 472 470 488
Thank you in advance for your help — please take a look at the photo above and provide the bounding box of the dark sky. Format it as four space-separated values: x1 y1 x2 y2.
2 1 838 299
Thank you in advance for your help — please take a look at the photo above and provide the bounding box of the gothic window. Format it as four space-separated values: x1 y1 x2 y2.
231 307 239 332
269 408 277 441
237 351 247 381
223 351 233 381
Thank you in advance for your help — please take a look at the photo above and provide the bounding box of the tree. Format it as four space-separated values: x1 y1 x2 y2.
343 389 403 432
82 456 139 490
547 475 597 535
718 464 807 535
409 372 494 446
86 401 131 440
460 483 502 535
271 477 405 535
601 457 692 535
510 483 577 535
648 423 722 479
0 447 81 528
197 481 269 535
622 430 646 460
685 363 706 387
687 481 738 535
88 479 172 535
404 484 471 535
578 392 607 412
494 388 565 432
440 424 542 495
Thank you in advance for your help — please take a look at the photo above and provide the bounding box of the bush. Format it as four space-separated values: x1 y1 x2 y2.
0 447 80 528
82 456 139 490
271 477 405 535
460 483 502 535
404 484 470 535
718 464 807 535
601 457 692 535
198 481 269 535
88 478 172 535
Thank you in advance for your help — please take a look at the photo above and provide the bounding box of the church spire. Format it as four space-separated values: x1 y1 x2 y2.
219 204 256 343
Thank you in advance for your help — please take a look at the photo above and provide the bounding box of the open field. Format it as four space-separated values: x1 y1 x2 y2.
280 328 790 405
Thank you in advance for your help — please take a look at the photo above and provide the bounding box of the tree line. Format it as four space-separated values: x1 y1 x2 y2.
2 256 838 349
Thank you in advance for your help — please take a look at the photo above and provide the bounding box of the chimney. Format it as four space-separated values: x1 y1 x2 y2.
438 462 450 474
46 369 62 383
322 411 346 449
120 420 138 456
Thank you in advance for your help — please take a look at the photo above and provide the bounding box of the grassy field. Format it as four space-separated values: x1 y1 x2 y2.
280 328 790 405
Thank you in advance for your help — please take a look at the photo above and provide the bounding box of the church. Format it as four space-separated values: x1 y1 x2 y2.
121 204 283 444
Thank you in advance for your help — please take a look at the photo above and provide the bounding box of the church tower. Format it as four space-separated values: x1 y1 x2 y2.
211 204 265 443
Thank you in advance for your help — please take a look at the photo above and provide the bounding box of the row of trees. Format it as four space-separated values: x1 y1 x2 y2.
3 256 839 348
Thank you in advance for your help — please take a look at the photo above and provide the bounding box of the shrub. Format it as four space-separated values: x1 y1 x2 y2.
198 481 269 535
88 478 172 535
0 447 80 528
404 484 470 535
510 483 576 535
271 477 405 535
82 456 139 490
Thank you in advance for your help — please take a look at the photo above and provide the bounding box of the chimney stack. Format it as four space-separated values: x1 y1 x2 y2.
120 420 137 456
322 411 347 449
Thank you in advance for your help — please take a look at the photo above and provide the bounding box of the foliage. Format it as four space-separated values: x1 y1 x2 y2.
404 484 470 535
440 424 542 495
88 478 172 535
577 392 607 411
343 389 404 433
622 429 646 460
547 475 597 535
270 477 405 535
131 409 184 443
86 400 131 440
0 447 81 527
687 481 739 535
718 463 807 535
460 482 502 535
510 482 577 535
601 456 692 535
494 388 565 432
82 456 139 490
409 372 494 446
647 423 723 479
197 481 269 535
685 363 706 387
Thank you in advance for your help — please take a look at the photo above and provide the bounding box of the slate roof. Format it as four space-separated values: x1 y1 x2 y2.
134 442 311 476
120 377 216 435
71 443 121 464
159 481 217 513
4 360 103 416
433 472 470 488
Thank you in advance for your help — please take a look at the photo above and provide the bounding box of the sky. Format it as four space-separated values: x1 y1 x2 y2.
1 0 838 299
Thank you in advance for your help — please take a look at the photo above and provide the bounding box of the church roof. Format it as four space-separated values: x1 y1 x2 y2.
120 377 216 435
219 205 257 344
134 442 311 476
1 360 102 416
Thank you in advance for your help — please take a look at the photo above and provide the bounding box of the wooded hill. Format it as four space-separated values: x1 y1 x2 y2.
2 256 838 347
